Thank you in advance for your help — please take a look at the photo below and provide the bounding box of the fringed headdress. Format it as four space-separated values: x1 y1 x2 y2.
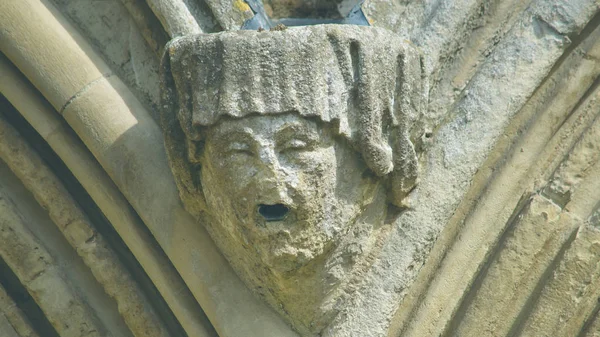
160 24 425 209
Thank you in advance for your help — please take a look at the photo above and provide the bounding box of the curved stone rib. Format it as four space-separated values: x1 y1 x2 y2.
549 113 600 216
441 20 600 337
0 283 40 337
580 302 600 337
145 0 203 37
451 196 580 337
0 314 20 337
0 115 172 337
387 1 600 336
425 0 535 124
0 55 213 337
118 0 170 55
202 0 252 31
0 189 109 337
520 226 600 337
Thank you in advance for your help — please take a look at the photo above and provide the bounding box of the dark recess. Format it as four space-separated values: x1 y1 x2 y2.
0 256 60 337
0 95 216 337
264 0 343 19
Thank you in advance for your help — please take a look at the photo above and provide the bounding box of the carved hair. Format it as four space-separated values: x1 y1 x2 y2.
160 25 425 209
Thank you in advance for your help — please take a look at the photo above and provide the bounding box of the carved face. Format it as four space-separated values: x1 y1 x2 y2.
161 26 424 334
199 114 371 272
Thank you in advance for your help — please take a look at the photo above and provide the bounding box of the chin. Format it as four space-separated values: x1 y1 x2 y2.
260 232 335 273
261 245 323 273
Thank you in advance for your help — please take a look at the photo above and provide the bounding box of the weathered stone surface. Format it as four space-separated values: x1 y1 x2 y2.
160 24 425 335
0 1 295 335
2 0 600 336
0 174 115 337
0 53 215 337
0 284 39 337
0 113 174 337
48 0 163 118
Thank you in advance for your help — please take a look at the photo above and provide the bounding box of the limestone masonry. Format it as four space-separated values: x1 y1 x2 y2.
0 0 599 336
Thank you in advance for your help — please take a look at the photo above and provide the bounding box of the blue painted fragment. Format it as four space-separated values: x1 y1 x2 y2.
241 0 369 30
241 0 273 30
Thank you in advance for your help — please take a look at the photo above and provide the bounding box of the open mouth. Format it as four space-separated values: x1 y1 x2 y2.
258 204 290 222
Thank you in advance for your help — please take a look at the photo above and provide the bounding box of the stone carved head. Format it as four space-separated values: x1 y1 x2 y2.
160 25 425 334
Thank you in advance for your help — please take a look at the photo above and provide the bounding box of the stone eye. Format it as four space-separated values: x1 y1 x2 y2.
227 142 253 155
281 139 308 152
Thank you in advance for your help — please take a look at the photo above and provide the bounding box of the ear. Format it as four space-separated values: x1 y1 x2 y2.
160 41 208 215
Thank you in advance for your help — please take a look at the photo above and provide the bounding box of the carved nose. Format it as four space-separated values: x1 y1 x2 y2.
258 204 289 221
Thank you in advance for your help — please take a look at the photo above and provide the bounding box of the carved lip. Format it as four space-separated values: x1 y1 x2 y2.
258 204 290 222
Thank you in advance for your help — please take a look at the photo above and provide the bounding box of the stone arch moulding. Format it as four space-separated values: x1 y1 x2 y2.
1 0 600 337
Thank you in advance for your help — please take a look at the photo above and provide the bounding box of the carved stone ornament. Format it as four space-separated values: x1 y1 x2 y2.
160 24 425 334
